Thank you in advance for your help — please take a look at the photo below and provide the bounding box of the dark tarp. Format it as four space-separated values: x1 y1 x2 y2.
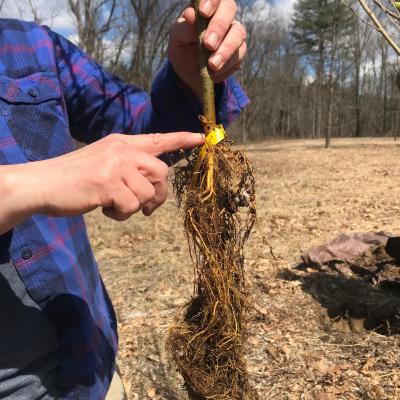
301 232 393 267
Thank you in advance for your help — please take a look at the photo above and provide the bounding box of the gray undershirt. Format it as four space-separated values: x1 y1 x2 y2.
0 261 59 399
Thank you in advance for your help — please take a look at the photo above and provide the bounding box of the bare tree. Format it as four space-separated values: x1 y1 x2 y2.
347 0 400 55
236 0 280 141
352 17 371 136
54 0 400 142
13 0 57 25
25 0 42 24
126 0 181 90
67 0 117 62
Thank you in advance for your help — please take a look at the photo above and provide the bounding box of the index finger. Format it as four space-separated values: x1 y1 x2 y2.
125 132 204 157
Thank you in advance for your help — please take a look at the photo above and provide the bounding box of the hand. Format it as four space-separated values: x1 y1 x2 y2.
168 0 247 98
0 132 204 234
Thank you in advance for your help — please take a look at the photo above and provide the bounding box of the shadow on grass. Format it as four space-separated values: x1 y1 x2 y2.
134 329 183 400
278 265 400 336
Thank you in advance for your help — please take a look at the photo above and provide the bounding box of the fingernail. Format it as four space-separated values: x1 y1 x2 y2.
211 54 223 70
192 133 204 142
142 206 151 216
201 0 213 16
207 32 219 49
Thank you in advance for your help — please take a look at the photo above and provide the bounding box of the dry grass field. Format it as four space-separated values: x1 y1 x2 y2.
86 138 400 400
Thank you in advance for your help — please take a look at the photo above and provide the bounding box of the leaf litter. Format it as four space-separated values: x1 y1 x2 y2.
87 138 400 399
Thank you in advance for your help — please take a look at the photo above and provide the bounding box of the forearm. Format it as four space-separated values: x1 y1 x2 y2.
0 164 41 235
0 132 204 235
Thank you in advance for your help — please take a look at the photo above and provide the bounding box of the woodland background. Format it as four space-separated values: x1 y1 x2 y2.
2 0 399 145
3 2 400 398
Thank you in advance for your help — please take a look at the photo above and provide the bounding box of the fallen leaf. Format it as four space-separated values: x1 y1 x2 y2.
314 390 335 400
361 357 376 375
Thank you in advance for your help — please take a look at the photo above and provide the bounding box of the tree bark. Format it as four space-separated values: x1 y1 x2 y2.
193 0 216 125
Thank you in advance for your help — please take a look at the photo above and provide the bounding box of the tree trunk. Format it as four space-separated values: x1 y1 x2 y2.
354 22 362 137
325 84 334 148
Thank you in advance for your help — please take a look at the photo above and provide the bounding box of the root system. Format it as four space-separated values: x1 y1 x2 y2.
167 118 258 400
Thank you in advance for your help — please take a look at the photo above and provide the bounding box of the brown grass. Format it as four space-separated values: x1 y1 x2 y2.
87 137 400 400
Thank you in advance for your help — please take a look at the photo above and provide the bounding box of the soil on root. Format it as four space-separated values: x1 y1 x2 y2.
167 142 258 400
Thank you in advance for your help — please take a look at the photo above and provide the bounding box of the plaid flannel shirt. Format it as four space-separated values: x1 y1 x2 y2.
0 18 249 399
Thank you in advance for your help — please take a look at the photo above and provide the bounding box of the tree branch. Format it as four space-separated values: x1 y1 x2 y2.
357 0 400 56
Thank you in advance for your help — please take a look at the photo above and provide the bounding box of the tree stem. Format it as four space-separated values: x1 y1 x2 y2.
357 0 400 56
193 0 216 125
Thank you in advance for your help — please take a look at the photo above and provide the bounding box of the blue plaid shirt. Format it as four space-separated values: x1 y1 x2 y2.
0 18 249 399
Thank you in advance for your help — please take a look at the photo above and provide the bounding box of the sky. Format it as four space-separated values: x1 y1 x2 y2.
269 0 297 19
1 0 75 37
0 0 298 38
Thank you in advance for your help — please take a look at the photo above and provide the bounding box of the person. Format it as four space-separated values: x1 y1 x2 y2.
0 0 248 398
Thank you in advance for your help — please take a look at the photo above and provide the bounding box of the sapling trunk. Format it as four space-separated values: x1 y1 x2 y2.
166 3 259 400
193 0 216 126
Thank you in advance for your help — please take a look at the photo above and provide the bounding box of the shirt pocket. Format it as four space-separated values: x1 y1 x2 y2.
0 72 73 161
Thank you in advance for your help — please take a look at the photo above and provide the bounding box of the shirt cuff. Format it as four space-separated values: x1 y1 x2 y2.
215 75 250 128
151 60 249 134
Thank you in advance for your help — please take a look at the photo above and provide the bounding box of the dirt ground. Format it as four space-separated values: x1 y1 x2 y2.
86 137 400 400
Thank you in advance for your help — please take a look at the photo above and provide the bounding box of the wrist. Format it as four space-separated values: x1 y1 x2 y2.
0 163 45 220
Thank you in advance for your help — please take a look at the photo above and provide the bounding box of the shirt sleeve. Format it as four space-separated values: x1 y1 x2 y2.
45 27 249 144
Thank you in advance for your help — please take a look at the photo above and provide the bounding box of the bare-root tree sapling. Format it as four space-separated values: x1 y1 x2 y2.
166 1 259 399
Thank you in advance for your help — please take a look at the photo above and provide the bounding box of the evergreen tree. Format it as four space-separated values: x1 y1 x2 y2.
292 0 353 146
